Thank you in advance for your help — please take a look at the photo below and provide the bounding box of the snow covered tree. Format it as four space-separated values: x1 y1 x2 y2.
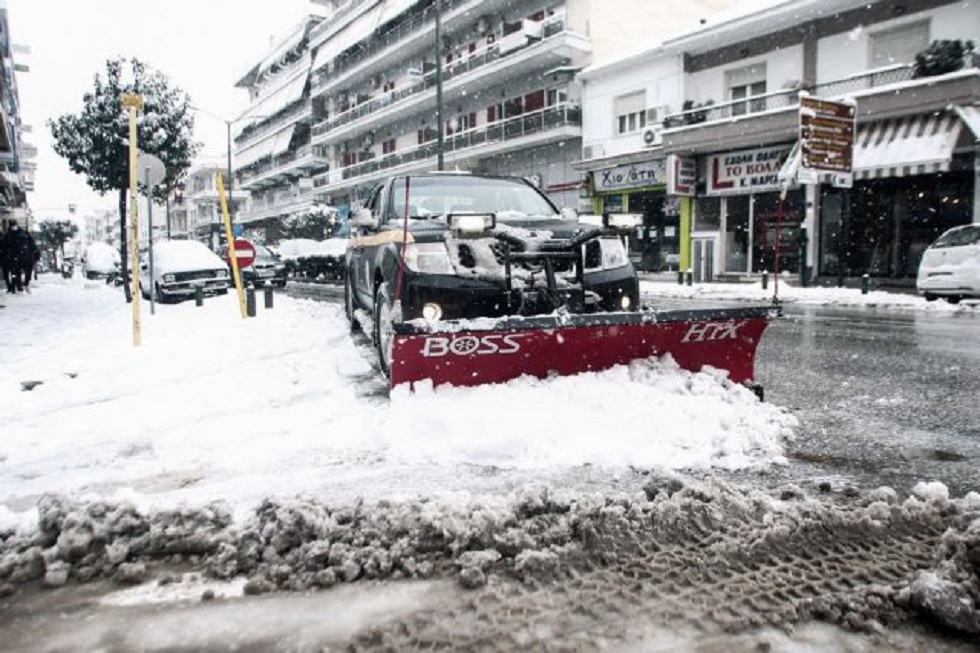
280 207 341 241
913 40 975 78
48 58 200 301
35 219 79 270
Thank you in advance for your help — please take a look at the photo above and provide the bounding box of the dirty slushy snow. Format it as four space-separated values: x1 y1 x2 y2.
1 276 977 651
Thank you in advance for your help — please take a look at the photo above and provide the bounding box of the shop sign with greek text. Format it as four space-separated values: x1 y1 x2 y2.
706 145 792 196
595 160 666 192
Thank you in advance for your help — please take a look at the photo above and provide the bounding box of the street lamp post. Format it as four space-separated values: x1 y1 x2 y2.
191 105 270 242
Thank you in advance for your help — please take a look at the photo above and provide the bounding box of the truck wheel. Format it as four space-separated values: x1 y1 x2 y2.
373 285 393 378
344 273 360 333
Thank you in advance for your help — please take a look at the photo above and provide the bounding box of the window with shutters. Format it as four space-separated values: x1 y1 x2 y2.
725 63 767 116
614 91 646 135
869 20 929 68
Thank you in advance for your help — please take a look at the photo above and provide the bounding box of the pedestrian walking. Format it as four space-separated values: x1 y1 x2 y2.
2 219 40 293
0 227 10 293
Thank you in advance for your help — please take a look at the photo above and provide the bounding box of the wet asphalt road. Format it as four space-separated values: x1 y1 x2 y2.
754 304 980 497
289 282 980 496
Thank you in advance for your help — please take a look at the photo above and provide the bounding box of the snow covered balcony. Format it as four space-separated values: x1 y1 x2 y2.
662 66 980 155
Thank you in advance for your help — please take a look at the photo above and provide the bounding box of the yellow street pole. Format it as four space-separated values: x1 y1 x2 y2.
215 169 247 318
122 93 143 346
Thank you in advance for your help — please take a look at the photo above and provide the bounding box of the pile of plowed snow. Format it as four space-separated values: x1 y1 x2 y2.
1 477 977 643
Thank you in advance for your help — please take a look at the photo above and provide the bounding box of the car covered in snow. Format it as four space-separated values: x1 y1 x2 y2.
916 224 980 303
343 171 640 375
140 240 230 303
81 242 120 281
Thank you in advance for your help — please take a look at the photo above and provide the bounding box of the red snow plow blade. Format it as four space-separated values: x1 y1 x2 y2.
389 305 780 389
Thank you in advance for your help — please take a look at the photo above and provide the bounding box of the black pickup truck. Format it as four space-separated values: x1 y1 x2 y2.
343 172 640 376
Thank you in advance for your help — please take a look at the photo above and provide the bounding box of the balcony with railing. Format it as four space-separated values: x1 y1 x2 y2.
312 102 581 193
238 144 328 190
239 190 318 224
311 16 581 145
660 63 979 153
234 102 312 151
311 0 568 97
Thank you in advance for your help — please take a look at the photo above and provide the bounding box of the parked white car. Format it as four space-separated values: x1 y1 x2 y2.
916 224 980 304
140 240 230 303
81 242 120 280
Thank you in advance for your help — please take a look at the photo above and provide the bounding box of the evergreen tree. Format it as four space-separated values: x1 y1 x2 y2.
35 220 79 270
48 58 200 301
280 207 341 241
913 40 975 78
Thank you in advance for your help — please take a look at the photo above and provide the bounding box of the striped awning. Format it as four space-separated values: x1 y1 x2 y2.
853 111 962 179
953 104 980 142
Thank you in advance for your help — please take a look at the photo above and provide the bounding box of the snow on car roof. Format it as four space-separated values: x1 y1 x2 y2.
150 240 226 272
83 242 120 272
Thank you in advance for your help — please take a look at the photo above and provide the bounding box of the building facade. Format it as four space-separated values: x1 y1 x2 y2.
233 0 748 240
170 160 248 249
232 16 327 240
0 1 33 234
578 0 980 282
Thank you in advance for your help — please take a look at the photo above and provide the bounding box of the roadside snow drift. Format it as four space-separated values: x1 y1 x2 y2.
1 276 795 533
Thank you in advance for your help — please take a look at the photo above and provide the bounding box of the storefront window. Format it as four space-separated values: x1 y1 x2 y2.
751 191 803 274
819 168 973 279
628 191 676 272
724 196 750 273
694 197 720 231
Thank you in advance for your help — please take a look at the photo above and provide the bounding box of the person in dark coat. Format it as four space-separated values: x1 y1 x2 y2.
0 228 10 293
2 220 40 293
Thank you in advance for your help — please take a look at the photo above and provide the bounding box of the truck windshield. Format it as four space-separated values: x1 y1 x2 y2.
388 175 558 221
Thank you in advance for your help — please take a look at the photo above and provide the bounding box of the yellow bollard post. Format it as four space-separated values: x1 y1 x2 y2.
215 169 247 319
122 93 143 346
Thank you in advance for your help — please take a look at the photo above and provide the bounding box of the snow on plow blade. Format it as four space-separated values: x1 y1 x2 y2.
389 305 781 388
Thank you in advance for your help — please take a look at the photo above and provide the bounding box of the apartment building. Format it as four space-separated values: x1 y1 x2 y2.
578 0 980 281
233 16 326 238
0 1 32 234
170 160 248 249
232 0 748 240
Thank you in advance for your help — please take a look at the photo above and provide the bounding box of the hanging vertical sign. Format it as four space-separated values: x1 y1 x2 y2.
799 95 855 188
667 154 696 196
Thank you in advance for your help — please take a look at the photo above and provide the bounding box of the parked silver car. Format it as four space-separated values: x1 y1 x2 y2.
139 240 230 303
916 224 980 304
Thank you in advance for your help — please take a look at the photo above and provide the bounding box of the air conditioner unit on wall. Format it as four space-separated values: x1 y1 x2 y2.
645 105 669 124
643 127 663 147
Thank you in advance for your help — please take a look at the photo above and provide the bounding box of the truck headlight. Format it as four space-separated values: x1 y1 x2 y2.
163 273 175 282
404 242 454 274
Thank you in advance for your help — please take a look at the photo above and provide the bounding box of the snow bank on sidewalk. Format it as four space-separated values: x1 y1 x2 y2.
641 277 980 311
0 276 795 533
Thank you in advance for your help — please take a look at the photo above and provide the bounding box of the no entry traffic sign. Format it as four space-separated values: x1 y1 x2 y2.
229 238 256 269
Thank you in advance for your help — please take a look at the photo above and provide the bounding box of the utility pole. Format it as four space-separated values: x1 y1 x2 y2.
435 0 444 171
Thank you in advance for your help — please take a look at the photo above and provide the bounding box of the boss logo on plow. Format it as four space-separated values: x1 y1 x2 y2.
421 333 526 358
681 319 748 343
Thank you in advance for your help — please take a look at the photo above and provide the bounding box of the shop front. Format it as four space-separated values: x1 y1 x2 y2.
591 159 677 272
816 109 977 282
697 144 802 277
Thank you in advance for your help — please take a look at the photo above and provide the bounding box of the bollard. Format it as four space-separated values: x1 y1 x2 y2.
195 285 204 307
678 270 684 285
861 273 870 295
685 269 693 286
246 286 256 317
761 270 768 290
263 282 274 309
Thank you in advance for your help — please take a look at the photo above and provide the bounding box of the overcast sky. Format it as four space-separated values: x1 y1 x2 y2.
10 0 775 225
11 0 319 221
